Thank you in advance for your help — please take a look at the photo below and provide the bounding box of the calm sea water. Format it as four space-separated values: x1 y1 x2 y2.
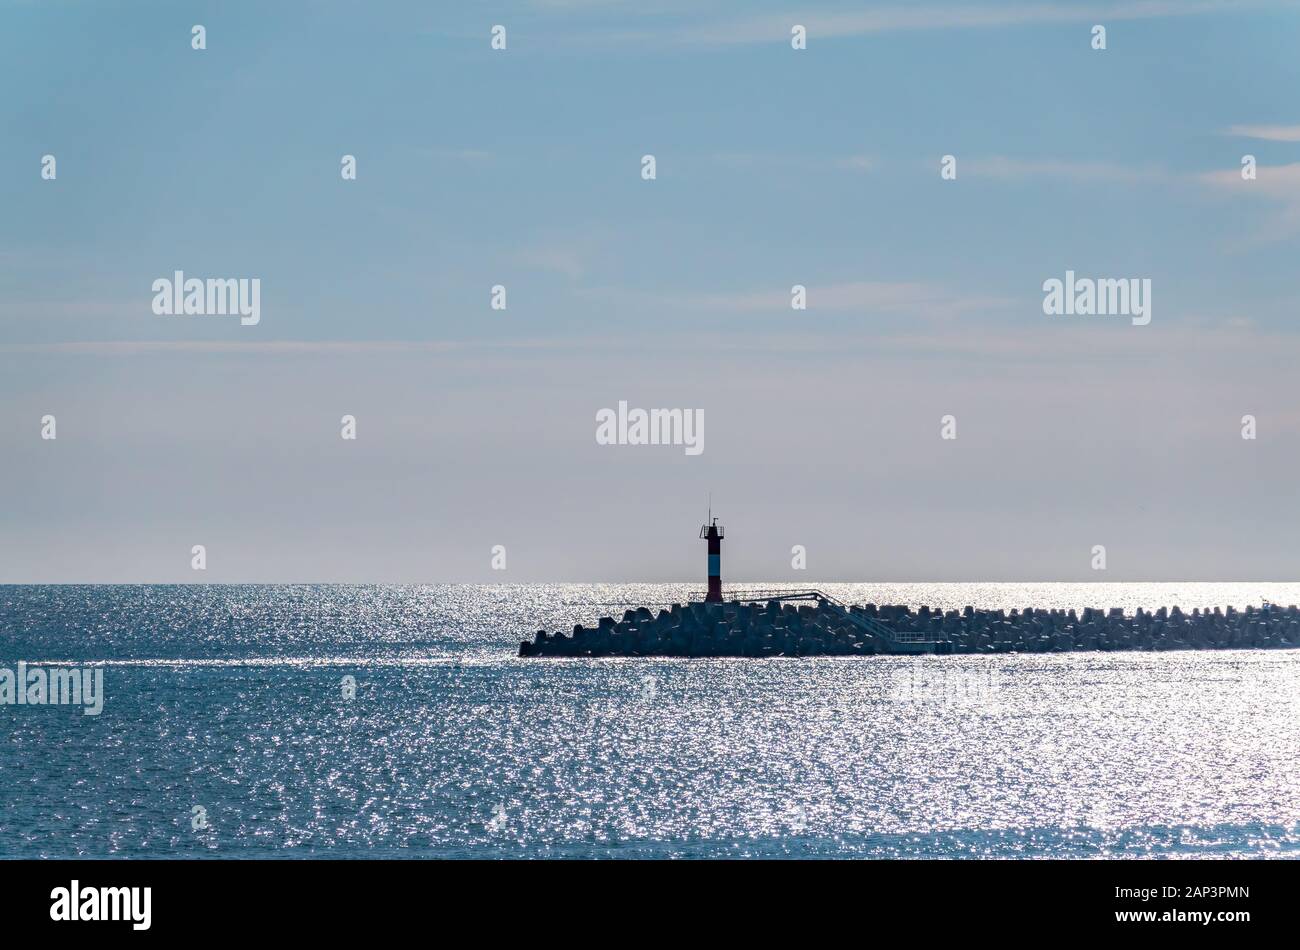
3 583 1300 859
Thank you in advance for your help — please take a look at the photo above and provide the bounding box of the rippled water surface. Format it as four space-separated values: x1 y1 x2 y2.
3 584 1300 858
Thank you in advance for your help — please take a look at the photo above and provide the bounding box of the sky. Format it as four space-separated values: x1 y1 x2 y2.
2 0 1299 583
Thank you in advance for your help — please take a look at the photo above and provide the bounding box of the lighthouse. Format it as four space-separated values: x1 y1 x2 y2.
699 515 724 602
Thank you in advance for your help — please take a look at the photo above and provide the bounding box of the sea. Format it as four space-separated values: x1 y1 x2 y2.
3 583 1300 859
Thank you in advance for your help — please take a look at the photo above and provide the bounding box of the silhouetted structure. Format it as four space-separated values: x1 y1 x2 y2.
518 518 1300 657
518 597 1300 658
700 517 723 603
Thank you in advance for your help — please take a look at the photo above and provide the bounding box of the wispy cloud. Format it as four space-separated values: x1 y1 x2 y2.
0 339 571 356
0 298 141 321
961 156 1169 184
580 280 1011 321
953 153 1300 243
514 230 611 280
671 1 1271 46
516 246 588 280
1197 161 1300 241
691 281 1007 318
711 152 876 173
1225 123 1300 142
1198 160 1300 191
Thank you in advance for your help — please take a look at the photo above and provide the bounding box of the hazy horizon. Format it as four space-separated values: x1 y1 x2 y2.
4 1 1299 583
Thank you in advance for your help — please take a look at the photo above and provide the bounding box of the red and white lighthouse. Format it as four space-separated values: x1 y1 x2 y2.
699 515 724 602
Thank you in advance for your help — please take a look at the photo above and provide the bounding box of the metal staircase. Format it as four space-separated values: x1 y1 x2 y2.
716 588 941 653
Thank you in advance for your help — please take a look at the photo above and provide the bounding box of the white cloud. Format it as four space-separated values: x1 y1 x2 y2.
516 246 588 280
514 231 611 280
1197 161 1300 240
1198 160 1300 193
0 339 568 356
962 156 1169 184
673 1 1270 46
580 280 1011 321
0 298 140 320
711 152 875 173
1225 124 1300 142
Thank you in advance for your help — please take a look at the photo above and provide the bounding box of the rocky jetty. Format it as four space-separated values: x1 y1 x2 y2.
518 599 1300 658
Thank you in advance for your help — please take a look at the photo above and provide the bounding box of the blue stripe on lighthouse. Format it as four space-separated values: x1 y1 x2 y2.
708 555 720 575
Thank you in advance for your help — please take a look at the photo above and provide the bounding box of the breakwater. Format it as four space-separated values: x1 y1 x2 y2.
519 598 1300 657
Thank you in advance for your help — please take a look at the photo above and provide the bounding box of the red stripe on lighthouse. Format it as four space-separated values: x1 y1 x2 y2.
704 521 722 602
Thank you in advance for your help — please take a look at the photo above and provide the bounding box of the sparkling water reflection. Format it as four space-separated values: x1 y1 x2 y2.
3 584 1299 858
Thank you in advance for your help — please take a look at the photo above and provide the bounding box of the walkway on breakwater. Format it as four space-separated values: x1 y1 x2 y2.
518 591 1300 658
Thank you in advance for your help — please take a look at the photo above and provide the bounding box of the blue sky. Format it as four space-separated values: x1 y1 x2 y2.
2 1 1299 582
